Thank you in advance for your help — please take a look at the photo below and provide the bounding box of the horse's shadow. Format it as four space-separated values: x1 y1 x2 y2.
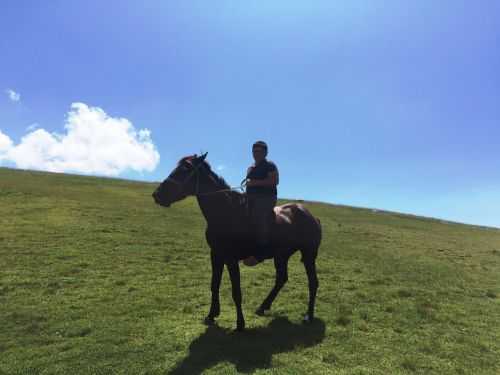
168 317 326 374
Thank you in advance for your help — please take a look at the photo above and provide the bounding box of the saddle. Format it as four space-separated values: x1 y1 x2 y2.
273 205 293 225
237 195 294 236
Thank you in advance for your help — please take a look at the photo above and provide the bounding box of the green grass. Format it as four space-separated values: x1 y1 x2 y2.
1 167 499 374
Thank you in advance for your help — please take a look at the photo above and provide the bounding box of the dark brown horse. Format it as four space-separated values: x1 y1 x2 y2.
152 153 322 331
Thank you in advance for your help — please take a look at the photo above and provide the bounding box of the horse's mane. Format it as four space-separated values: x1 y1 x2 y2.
203 161 231 191
177 155 196 165
178 155 233 191
177 155 246 204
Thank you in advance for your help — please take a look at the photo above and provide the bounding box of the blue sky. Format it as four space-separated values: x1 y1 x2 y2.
1 1 499 228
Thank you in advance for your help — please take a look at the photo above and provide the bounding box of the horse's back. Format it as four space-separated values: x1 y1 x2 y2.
273 202 322 248
205 201 321 254
274 202 317 225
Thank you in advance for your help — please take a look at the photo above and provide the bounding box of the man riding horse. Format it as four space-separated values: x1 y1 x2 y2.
152 149 321 331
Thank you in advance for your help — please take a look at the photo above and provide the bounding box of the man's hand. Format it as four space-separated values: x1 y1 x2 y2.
246 178 258 187
246 178 266 187
246 172 278 188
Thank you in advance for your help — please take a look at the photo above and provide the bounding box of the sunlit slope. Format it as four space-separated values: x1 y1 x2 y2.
1 167 499 375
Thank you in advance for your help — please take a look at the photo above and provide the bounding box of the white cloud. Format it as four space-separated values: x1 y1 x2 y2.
216 164 226 171
0 102 160 176
5 89 20 102
0 130 13 162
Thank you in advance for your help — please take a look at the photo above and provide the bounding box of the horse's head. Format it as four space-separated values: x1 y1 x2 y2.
152 152 209 207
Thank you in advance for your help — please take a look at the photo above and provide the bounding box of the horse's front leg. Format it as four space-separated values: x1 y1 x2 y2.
205 250 223 325
226 260 245 331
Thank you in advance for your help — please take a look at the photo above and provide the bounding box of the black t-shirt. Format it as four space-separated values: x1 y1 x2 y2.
246 159 278 196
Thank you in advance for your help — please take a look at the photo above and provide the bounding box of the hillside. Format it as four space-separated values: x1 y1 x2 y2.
1 167 499 374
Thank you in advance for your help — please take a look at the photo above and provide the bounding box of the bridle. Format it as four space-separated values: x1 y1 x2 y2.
165 161 246 197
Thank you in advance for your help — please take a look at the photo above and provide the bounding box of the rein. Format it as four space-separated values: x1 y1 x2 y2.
197 186 245 196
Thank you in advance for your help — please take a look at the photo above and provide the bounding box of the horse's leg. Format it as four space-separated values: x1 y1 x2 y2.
227 261 245 331
205 250 223 325
256 255 289 316
303 254 319 323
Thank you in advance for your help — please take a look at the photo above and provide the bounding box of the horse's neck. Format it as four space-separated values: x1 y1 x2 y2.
196 190 245 228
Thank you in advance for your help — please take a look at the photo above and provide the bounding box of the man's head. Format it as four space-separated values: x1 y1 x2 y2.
252 140 268 163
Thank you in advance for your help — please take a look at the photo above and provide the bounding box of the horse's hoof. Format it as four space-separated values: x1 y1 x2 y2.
255 307 268 316
235 320 245 332
303 314 314 324
204 317 216 325
234 327 245 333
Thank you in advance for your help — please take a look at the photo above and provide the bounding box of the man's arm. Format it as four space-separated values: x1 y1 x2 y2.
247 170 278 187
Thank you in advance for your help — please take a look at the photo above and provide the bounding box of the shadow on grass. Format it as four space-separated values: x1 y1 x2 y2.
168 317 326 374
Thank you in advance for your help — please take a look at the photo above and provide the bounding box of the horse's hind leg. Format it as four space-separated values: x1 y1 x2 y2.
303 252 319 323
256 255 289 316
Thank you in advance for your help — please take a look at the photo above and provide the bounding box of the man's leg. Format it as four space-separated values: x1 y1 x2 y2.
253 195 277 262
243 195 276 266
243 195 260 266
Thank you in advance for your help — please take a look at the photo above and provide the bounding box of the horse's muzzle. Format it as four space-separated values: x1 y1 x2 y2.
152 192 159 204
152 192 170 207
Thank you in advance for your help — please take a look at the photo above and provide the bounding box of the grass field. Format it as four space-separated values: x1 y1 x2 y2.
1 167 499 374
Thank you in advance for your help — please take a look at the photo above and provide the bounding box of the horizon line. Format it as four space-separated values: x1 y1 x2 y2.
1 165 499 231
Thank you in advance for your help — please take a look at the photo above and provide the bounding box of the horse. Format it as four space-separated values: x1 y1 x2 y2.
152 152 322 331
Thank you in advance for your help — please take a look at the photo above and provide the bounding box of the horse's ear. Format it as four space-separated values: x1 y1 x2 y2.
200 152 208 161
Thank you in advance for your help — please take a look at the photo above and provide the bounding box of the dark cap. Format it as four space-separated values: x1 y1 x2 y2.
252 141 268 151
